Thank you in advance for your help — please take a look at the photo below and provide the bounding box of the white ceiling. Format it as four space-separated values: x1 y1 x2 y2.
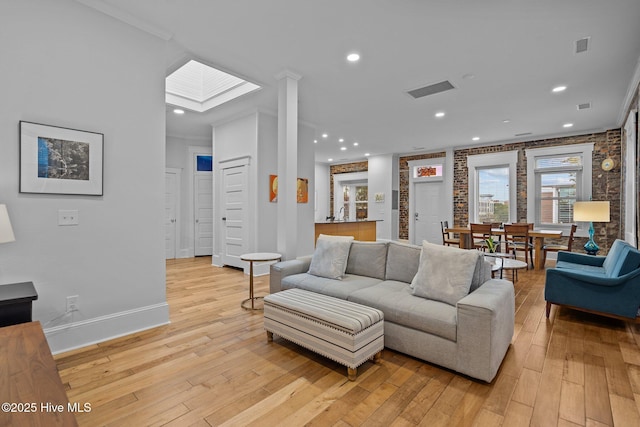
88 0 640 163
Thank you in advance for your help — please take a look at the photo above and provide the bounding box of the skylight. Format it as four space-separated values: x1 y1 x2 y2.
166 60 261 112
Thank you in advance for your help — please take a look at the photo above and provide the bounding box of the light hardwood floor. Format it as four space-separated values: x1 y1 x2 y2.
55 257 640 426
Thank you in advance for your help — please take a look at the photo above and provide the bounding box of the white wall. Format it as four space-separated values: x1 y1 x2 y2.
0 0 169 353
297 124 316 257
314 163 330 222
368 155 395 240
166 135 212 256
257 113 278 252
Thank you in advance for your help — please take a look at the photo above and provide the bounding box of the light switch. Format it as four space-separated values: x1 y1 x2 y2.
58 210 79 226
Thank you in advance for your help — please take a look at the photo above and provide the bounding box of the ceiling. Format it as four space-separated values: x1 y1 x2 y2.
85 0 640 163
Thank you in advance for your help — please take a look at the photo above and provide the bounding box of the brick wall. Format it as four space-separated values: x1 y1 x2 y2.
398 130 622 254
329 161 368 217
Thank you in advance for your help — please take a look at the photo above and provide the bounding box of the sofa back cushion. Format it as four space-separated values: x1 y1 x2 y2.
603 239 640 278
603 239 626 275
385 241 421 283
345 241 388 280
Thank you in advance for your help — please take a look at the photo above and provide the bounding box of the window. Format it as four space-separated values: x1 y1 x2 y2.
467 151 518 224
196 155 212 172
526 143 593 231
477 167 510 223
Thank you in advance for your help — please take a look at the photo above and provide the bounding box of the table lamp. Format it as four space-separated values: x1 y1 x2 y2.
0 204 15 244
573 201 610 255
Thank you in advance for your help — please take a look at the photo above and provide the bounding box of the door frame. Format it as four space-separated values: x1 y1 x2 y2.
213 155 253 268
407 153 452 245
624 110 637 246
165 167 182 259
187 146 213 258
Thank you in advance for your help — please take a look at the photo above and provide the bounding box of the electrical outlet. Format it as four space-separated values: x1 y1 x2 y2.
66 295 79 313
58 210 79 226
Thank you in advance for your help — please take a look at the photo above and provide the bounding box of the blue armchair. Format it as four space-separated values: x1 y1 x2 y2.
545 239 640 320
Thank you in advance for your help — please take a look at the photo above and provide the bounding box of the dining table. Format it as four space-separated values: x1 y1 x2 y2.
445 226 563 270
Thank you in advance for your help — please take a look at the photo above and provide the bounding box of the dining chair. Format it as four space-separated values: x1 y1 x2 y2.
470 223 493 251
504 223 534 268
541 224 577 267
440 221 460 247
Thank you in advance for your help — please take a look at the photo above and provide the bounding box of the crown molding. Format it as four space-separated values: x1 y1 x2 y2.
75 0 173 41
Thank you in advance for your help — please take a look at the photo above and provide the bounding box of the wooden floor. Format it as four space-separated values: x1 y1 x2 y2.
54 257 640 426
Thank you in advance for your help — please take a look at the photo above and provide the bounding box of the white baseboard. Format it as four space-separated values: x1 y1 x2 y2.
44 302 170 355
212 254 223 267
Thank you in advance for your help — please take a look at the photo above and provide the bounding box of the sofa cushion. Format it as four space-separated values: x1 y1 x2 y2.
308 234 354 280
385 241 421 283
616 246 640 276
412 241 480 306
281 273 382 300
554 261 608 278
602 239 625 274
346 241 388 280
348 280 457 342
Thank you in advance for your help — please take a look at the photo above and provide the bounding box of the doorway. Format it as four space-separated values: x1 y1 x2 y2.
413 181 447 245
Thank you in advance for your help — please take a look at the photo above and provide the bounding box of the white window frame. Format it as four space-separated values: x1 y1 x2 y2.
467 151 518 224
525 143 594 236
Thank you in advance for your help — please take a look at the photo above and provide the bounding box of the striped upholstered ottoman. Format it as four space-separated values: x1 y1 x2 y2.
264 288 384 381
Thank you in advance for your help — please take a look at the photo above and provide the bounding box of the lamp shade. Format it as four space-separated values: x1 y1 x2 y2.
0 204 16 244
573 201 610 222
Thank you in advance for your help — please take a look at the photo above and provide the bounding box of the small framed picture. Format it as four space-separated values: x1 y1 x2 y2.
20 121 104 196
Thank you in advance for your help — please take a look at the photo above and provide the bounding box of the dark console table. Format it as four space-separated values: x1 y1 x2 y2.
0 282 38 327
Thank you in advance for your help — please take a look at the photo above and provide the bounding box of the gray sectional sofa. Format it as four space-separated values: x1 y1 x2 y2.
269 240 515 382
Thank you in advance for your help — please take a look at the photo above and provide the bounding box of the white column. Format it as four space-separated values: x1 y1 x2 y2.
276 70 302 260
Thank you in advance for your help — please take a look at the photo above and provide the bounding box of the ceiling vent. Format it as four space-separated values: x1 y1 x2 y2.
577 102 591 110
515 132 532 137
575 37 590 54
407 80 455 99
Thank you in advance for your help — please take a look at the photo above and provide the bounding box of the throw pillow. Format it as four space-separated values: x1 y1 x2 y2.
308 234 354 280
412 241 480 306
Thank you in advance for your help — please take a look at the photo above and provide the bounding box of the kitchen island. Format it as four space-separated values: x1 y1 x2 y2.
315 220 378 242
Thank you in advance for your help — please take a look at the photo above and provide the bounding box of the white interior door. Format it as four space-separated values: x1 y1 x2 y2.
165 171 178 259
222 165 248 268
414 181 447 245
194 174 213 256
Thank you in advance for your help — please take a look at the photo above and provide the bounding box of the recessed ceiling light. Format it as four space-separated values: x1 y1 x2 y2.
347 53 360 62
502 119 510 123
552 86 567 93
563 123 574 128
462 73 475 80
339 138 344 143
173 108 185 115
364 153 370 157
322 133 328 138
328 158 333 162
313 139 317 144
353 142 359 146
472 137 480 141
340 147 347 151
435 112 445 118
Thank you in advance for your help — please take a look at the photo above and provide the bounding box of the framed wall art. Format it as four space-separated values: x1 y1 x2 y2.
20 121 104 195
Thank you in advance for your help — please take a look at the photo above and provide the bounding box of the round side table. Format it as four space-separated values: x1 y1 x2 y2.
240 252 282 310
500 258 528 282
